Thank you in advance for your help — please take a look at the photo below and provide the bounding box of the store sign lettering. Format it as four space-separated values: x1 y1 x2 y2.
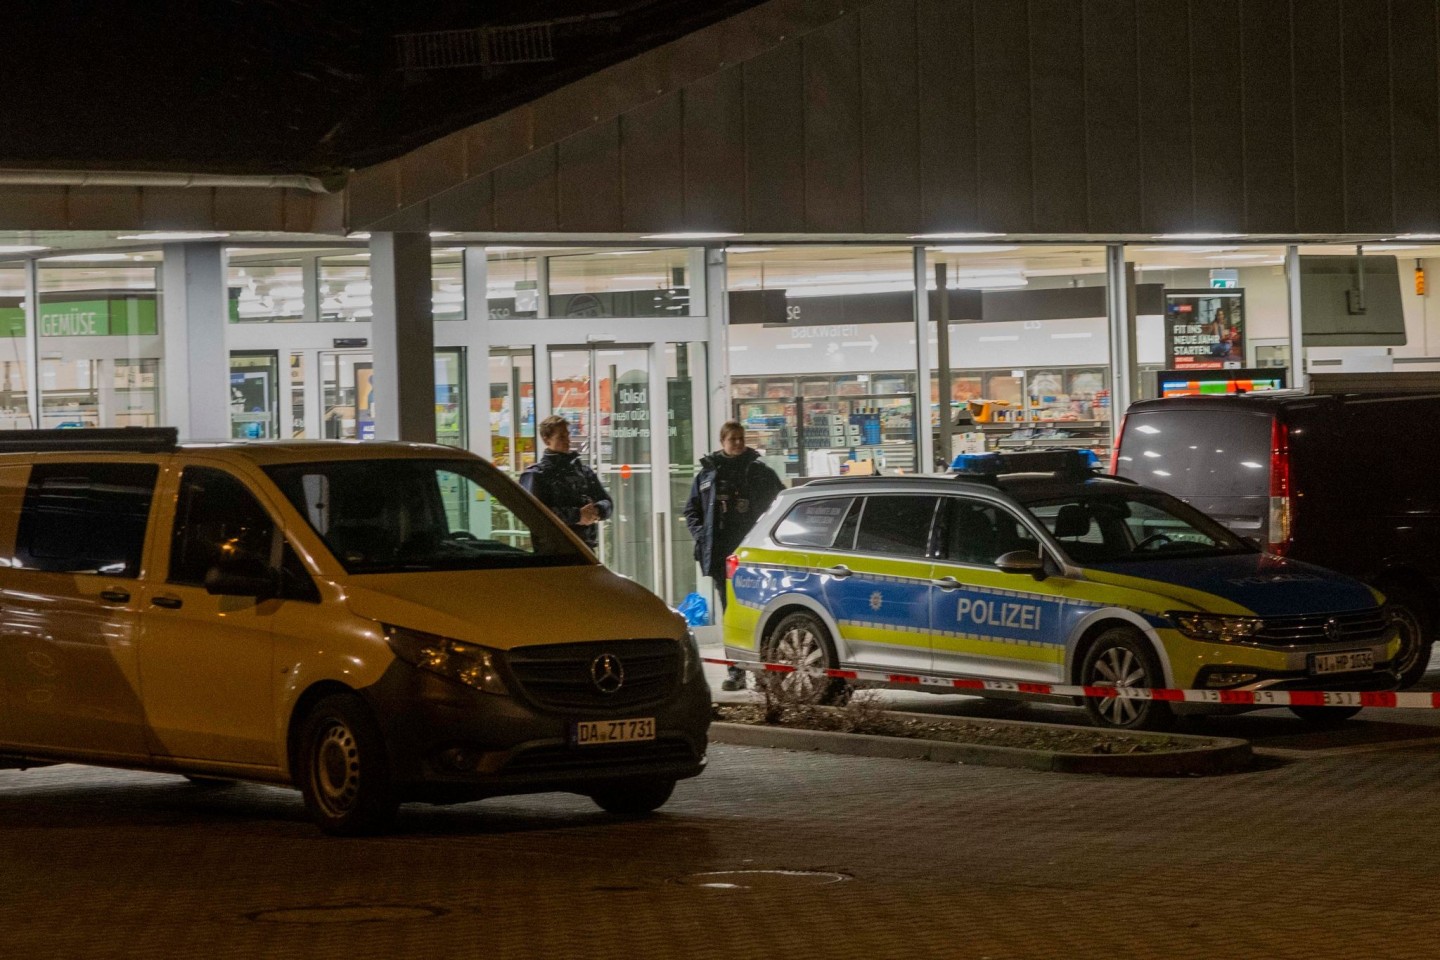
41 307 105 337
789 324 860 339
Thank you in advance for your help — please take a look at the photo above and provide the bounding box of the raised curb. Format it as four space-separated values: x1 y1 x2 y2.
710 710 1254 776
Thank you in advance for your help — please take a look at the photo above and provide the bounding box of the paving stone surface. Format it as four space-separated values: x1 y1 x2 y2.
5 732 1440 960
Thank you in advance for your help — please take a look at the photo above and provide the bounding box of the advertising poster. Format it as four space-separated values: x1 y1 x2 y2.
1163 289 1245 369
355 362 375 440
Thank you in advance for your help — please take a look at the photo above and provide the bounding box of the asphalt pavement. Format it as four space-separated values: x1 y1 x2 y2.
2 648 1439 959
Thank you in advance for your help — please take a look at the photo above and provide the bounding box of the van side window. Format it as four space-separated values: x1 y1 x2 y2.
853 496 940 558
774 497 854 547
169 467 276 586
14 462 159 577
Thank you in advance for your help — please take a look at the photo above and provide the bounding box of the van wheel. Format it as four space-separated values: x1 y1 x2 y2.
296 693 398 836
1289 705 1363 724
1385 595 1432 689
589 779 676 816
1079 628 1174 731
764 611 849 706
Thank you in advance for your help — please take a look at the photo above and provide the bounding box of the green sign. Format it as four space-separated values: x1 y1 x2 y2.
0 297 159 338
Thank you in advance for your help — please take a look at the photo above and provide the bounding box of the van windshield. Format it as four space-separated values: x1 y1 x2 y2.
265 459 590 574
1114 409 1273 498
1020 488 1255 565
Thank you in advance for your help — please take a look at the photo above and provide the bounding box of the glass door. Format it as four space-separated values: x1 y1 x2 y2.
549 346 656 594
320 348 466 443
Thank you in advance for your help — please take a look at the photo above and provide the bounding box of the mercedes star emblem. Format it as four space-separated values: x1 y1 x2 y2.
591 653 625 694
1324 617 1343 642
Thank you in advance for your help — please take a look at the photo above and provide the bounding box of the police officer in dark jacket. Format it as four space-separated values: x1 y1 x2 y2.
684 420 786 690
520 415 613 550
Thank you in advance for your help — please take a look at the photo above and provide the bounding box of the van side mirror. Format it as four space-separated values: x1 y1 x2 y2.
204 555 279 599
995 549 1047 581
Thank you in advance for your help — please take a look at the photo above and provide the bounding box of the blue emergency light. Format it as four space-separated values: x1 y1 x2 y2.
950 449 1099 479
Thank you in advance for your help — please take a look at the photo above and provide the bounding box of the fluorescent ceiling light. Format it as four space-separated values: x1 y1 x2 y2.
429 232 456 238
950 274 1027 289
347 232 371 240
1153 233 1240 240
640 232 738 240
909 232 1002 239
0 245 48 254
930 245 1020 253
1395 233 1440 240
977 335 1020 342
1375 243 1423 250
725 246 775 254
1203 253 1271 260
43 253 130 261
116 231 228 241
1136 264 1187 271
1138 245 1235 253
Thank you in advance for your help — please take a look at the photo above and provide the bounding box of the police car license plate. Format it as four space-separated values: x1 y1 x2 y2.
572 717 655 746
1310 650 1374 675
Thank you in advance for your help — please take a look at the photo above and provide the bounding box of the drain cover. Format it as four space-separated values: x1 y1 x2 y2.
247 904 447 924
675 870 851 891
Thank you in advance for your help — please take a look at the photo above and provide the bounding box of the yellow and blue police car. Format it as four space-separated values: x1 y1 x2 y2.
723 450 1401 730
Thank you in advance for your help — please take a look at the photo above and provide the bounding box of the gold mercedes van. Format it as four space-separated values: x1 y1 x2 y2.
0 429 709 834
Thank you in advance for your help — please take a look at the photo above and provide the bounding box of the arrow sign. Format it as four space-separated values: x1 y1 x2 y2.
841 335 880 353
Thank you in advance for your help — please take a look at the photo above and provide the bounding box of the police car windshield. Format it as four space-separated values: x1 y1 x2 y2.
265 459 590 574
1019 489 1254 565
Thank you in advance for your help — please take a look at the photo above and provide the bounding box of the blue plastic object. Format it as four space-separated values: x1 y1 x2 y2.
950 448 1099 478
677 591 710 627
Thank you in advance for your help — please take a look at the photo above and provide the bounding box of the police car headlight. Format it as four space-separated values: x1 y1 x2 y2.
384 625 509 695
1170 612 1264 644
680 629 702 684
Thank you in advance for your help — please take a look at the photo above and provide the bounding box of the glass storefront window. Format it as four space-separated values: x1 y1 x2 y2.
229 351 281 438
37 264 162 429
320 348 465 443
432 251 464 321
228 260 305 322
488 254 538 320
547 249 691 318
666 342 707 602
488 348 535 471
288 351 307 438
319 254 371 322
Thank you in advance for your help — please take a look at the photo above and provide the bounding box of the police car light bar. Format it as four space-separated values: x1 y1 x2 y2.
950 449 1099 479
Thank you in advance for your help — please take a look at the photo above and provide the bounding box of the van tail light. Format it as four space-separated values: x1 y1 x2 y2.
1267 419 1292 555
1109 413 1129 474
725 553 740 580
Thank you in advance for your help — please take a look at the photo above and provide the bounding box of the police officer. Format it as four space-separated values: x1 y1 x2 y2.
520 415 612 550
684 420 786 690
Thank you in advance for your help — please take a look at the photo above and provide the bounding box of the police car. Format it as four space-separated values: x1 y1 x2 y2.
722 450 1401 729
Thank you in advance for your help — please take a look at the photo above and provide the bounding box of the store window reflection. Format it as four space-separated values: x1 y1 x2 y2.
229 351 280 438
727 247 918 479
488 348 535 472
228 259 305 322
321 348 465 443
0 263 32 429
37 261 162 428
926 244 1110 465
487 253 539 320
547 249 691 318
666 342 708 601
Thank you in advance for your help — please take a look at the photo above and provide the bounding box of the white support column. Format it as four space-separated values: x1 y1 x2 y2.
912 246 934 473
704 247 729 443
22 259 40 428
1285 244 1307 391
463 245 491 456
369 232 435 443
1105 244 1134 432
161 242 230 439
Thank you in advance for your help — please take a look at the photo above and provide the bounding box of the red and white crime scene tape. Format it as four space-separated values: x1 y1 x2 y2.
704 657 1440 710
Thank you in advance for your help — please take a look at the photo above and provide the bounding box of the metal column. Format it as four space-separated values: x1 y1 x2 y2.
1285 245 1307 391
22 259 39 428
369 232 435 443
912 247 935 473
463 245 491 455
705 247 729 446
1105 245 1136 433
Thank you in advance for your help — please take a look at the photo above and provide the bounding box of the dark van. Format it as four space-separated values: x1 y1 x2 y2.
1113 387 1440 687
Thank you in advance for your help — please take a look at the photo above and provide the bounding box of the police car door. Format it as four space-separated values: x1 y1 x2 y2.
817 494 940 672
930 496 1065 683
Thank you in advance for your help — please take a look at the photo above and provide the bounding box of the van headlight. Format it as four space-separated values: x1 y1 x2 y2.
384 625 509 695
1170 612 1264 643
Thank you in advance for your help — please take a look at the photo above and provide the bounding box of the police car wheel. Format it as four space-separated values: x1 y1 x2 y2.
1288 705 1363 724
1385 596 1432 689
764 611 848 706
1079 629 1174 731
297 693 399 836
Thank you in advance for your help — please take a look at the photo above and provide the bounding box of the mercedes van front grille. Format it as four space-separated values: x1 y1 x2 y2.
1253 608 1390 648
504 638 680 711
